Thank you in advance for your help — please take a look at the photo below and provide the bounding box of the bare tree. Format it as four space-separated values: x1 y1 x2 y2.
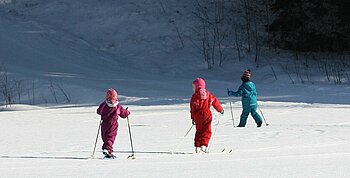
32 80 35 104
13 80 23 104
280 62 295 84
0 65 15 106
264 0 271 48
157 0 185 49
48 79 71 103
192 0 232 69
49 79 58 103
234 23 242 61
243 0 251 52
193 0 214 69
253 10 260 65
213 0 229 66
56 83 71 103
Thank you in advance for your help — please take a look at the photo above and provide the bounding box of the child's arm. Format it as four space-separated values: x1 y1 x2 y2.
252 83 258 97
210 94 223 113
190 97 195 119
228 86 244 97
119 105 130 118
97 102 105 115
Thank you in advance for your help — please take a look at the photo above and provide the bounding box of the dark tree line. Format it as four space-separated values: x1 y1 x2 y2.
191 0 349 68
269 0 350 52
189 0 349 83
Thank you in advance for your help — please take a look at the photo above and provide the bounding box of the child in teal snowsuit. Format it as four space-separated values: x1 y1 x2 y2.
228 69 263 127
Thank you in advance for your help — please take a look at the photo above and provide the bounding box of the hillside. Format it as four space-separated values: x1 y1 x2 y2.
0 0 349 106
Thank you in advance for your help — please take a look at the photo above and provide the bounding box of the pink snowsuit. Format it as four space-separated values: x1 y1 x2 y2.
97 101 130 153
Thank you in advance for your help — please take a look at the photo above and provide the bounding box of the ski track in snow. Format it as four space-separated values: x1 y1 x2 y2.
0 103 349 177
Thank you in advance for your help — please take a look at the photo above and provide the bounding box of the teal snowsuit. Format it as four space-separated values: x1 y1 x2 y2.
228 81 262 127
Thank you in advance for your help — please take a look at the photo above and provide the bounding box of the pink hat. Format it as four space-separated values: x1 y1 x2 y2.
192 78 206 89
106 88 118 104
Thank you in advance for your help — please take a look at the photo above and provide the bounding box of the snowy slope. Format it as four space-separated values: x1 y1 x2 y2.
0 103 349 177
0 8 191 105
0 0 349 105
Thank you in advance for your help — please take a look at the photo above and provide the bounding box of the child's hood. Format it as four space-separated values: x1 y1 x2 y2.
192 88 209 100
242 82 255 91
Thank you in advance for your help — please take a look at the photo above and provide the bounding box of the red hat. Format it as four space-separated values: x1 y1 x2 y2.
192 78 206 89
106 88 118 104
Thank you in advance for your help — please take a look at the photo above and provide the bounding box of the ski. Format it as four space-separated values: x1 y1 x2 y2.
205 148 233 154
104 156 116 160
127 154 136 159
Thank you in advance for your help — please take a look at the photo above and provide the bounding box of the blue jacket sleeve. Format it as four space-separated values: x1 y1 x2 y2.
252 83 257 97
228 86 243 97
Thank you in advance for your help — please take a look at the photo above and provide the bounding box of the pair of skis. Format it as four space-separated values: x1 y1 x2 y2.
218 148 233 154
197 148 233 155
92 147 233 159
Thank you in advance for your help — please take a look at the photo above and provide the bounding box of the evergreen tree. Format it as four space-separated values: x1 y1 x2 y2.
268 0 350 52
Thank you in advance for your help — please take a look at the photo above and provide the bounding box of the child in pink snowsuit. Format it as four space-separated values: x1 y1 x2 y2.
97 88 130 158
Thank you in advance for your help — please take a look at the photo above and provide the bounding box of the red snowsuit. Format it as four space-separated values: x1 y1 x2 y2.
190 89 223 147
97 101 130 153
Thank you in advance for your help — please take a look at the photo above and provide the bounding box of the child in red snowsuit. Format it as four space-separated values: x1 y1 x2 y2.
97 88 130 158
190 78 224 153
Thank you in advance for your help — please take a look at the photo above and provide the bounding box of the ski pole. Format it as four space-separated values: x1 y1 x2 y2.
258 107 269 126
184 124 194 137
126 116 136 159
229 100 236 128
171 122 194 154
91 120 102 158
206 114 221 153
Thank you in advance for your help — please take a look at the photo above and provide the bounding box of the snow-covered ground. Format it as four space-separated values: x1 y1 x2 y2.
0 0 350 177
0 103 349 177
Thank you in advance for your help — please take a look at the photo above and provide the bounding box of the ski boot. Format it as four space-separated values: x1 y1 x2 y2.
257 122 262 128
195 147 201 153
103 149 116 159
201 145 207 153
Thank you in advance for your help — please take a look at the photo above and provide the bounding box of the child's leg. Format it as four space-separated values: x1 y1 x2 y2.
194 123 203 147
250 105 263 125
101 122 108 150
238 108 250 127
194 117 212 147
201 118 212 147
101 121 119 153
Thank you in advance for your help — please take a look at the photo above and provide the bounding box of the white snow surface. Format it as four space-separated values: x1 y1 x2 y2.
0 1 350 177
0 103 350 178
